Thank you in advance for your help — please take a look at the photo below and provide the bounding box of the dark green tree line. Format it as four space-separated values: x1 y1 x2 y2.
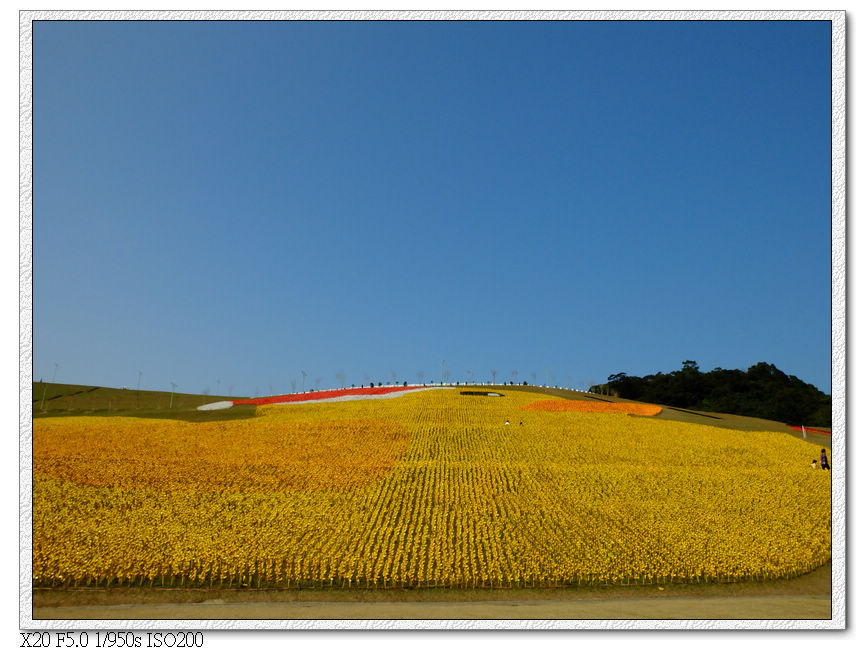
595 361 830 427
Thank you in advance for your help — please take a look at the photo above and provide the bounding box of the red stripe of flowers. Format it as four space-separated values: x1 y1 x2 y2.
233 385 428 406
789 426 831 435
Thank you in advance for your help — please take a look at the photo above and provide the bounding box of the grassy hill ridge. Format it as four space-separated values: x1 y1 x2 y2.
31 382 257 422
30 381 828 444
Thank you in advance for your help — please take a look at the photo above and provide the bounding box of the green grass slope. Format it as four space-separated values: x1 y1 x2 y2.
31 382 257 422
30 381 829 446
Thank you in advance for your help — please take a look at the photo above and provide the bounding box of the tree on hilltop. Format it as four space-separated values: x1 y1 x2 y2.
603 361 830 427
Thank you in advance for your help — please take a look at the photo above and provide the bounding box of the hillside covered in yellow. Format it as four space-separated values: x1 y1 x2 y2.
33 389 830 589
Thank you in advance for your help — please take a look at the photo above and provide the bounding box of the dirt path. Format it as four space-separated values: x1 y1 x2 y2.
34 594 830 621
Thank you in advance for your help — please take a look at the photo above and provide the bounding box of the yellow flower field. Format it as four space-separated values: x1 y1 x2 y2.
32 389 831 589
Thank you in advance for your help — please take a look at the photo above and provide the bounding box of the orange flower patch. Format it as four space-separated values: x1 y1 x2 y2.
521 399 662 416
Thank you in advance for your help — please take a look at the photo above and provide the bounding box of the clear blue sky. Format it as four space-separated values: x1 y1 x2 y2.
33 19 831 395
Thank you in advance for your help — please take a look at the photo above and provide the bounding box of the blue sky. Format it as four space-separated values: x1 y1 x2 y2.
32 19 832 395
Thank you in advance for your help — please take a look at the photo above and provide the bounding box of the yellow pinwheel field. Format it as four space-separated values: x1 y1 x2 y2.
32 389 831 589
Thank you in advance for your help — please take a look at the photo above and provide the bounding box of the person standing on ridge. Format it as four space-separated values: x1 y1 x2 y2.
820 449 830 470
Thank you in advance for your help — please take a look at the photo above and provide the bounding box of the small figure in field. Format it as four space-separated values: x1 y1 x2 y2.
821 449 830 470
811 459 818 470
505 419 510 425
